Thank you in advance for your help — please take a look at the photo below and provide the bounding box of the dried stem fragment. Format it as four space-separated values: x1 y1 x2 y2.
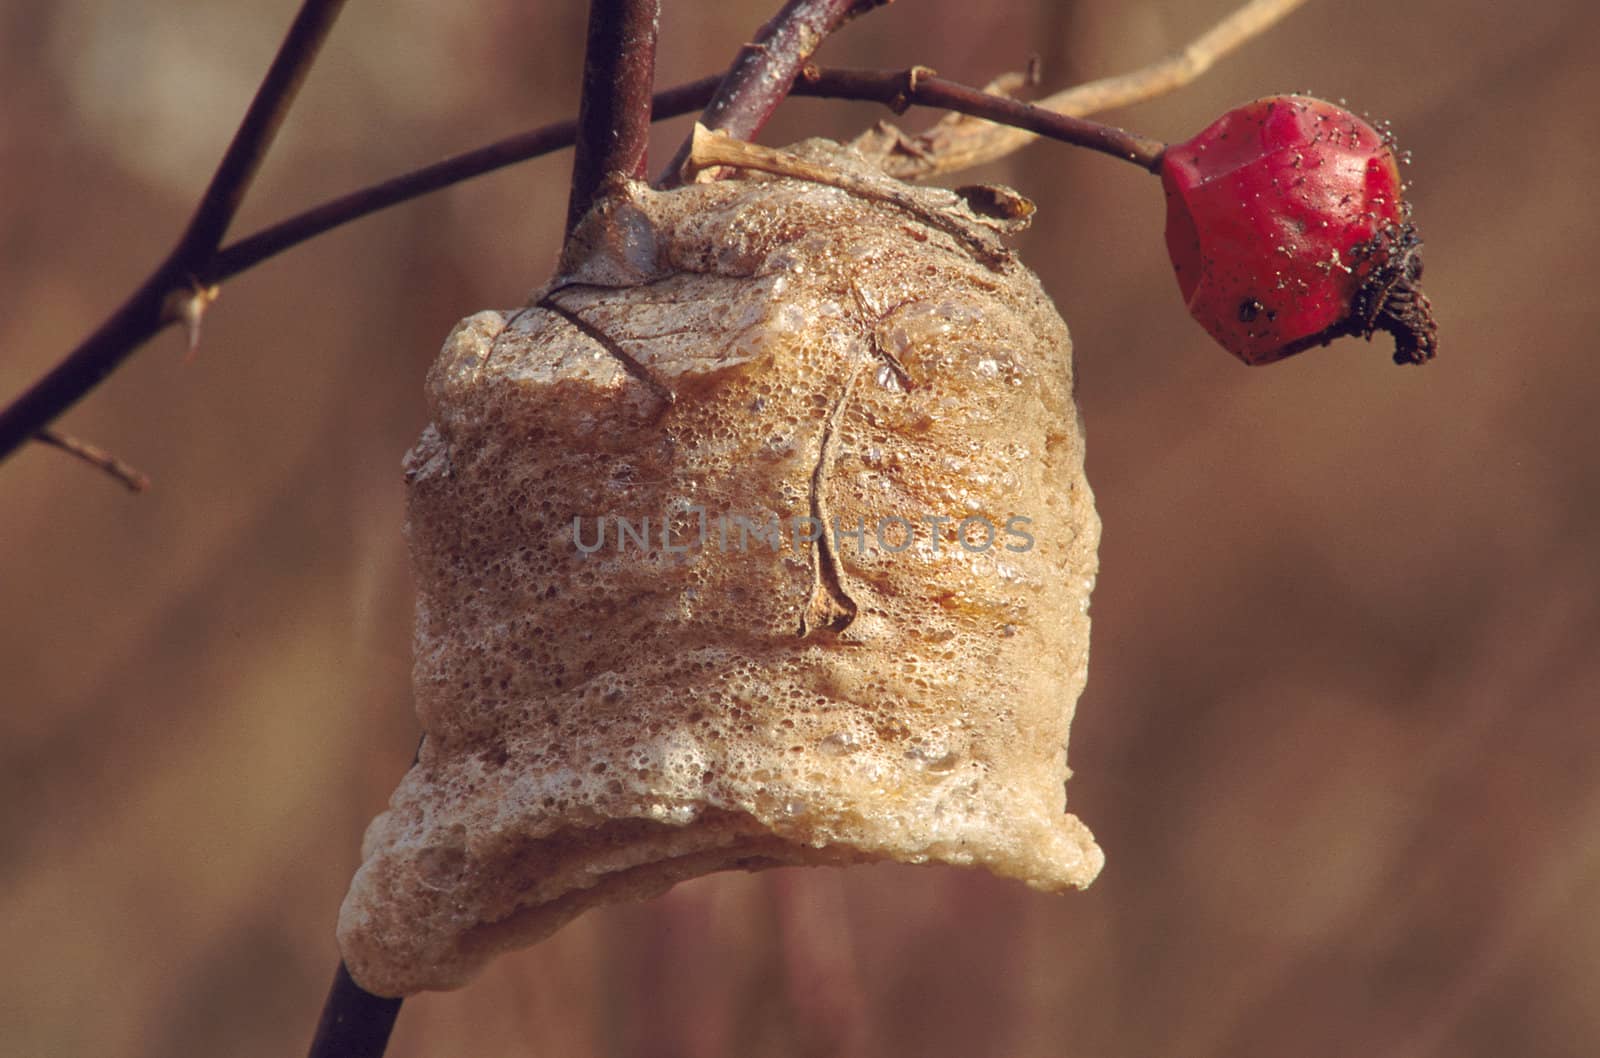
682 125 1016 267
657 0 889 186
35 429 150 493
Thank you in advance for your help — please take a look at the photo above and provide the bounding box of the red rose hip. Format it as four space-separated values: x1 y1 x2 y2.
1160 95 1437 366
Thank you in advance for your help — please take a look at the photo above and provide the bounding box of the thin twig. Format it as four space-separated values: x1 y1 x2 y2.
35 428 150 493
798 67 1168 172
857 0 1310 179
566 0 662 234
0 0 347 465
305 961 403 1058
656 0 889 187
175 0 350 262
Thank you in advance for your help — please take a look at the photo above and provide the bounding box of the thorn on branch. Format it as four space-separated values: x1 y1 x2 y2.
162 277 221 361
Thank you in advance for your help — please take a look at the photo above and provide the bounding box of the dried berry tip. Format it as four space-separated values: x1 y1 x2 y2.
1348 221 1438 365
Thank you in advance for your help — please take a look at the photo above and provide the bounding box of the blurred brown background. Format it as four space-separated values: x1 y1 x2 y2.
3 1 1596 1055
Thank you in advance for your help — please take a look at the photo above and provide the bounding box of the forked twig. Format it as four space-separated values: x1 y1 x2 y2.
858 0 1310 179
0 0 346 467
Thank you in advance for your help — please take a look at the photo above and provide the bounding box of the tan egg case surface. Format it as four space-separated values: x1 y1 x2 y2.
338 142 1102 997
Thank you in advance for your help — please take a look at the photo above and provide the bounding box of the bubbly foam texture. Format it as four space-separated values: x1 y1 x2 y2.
339 143 1102 996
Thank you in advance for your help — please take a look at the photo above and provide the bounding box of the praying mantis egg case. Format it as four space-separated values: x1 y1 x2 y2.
338 141 1103 997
